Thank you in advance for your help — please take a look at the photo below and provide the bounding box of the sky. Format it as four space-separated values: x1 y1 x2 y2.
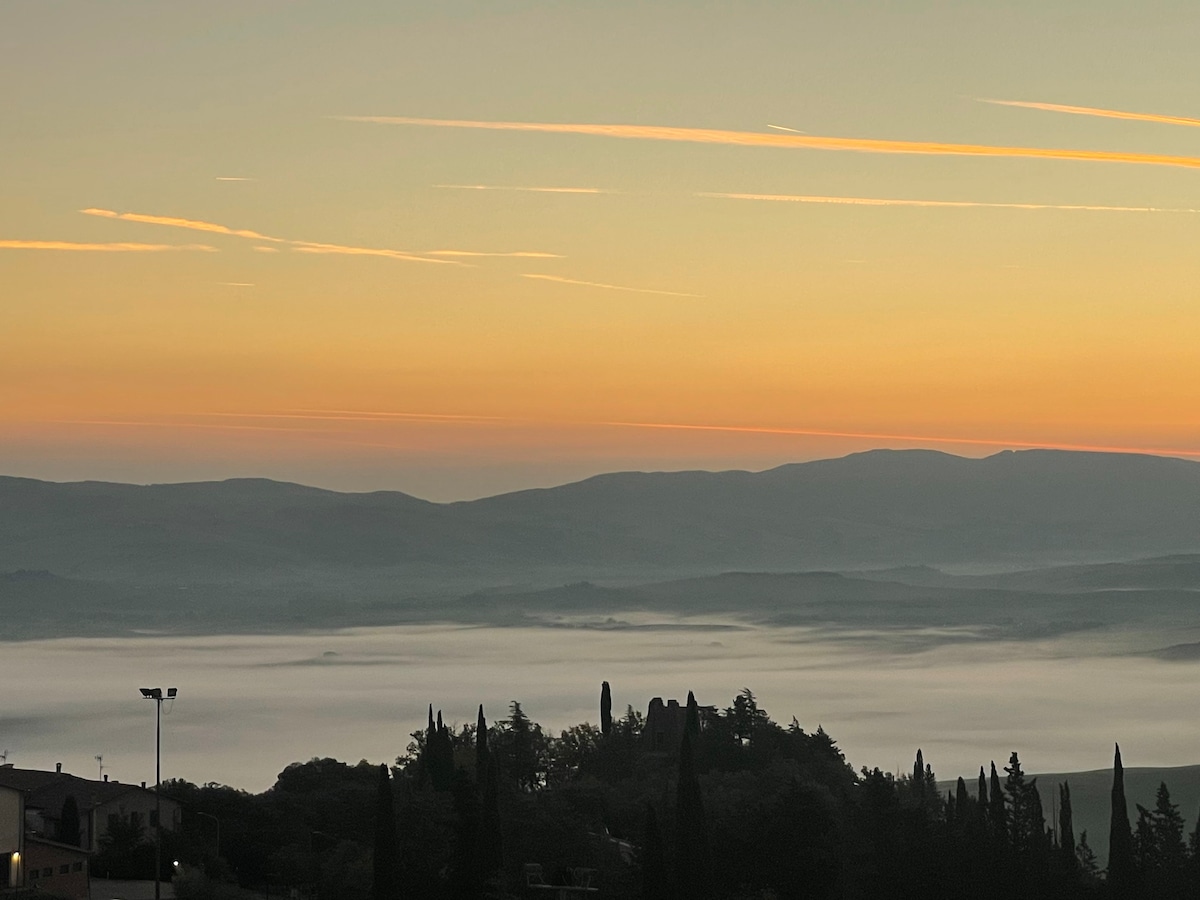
4 0 1200 500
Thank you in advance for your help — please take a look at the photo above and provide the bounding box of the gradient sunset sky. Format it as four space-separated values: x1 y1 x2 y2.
4 1 1199 499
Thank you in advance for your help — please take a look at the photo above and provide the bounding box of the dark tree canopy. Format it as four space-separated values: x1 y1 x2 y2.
372 765 399 900
146 691 1187 900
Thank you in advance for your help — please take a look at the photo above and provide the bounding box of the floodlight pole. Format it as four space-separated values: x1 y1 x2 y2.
196 811 220 858
140 688 176 900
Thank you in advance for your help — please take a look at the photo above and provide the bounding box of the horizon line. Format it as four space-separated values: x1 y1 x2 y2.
3 443 1195 498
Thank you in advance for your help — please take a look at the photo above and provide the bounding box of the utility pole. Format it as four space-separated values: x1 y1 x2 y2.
196 812 220 858
140 688 177 900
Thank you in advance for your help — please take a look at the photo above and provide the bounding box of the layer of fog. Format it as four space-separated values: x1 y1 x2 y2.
3 620 1198 793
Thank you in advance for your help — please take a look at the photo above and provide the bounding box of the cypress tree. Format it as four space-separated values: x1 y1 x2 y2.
508 701 538 792
978 767 989 822
1108 743 1134 893
372 764 400 900
423 707 453 792
955 777 970 827
1028 780 1048 859
57 796 81 847
642 802 669 900
913 749 925 803
684 690 701 741
475 704 490 784
1059 782 1076 871
55 801 80 849
600 682 613 737
989 761 1007 842
674 730 710 899
450 768 481 896
481 756 504 882
477 707 504 881
420 704 436 787
1004 752 1028 852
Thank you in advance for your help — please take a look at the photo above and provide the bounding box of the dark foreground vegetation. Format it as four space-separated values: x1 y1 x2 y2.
145 688 1200 899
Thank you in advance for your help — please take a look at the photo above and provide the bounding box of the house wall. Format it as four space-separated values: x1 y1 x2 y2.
90 793 180 852
25 838 89 900
0 786 23 887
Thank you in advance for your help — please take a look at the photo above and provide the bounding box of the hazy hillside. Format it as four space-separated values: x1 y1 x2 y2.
865 554 1200 593
4 450 1200 585
3 552 1199 642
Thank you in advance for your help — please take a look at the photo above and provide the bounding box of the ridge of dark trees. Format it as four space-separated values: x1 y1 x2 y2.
153 688 1200 899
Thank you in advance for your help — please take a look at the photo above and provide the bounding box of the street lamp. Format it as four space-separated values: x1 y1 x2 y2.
196 811 220 857
139 687 177 900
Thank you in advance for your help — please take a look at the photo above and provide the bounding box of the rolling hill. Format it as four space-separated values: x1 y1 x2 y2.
4 449 1200 584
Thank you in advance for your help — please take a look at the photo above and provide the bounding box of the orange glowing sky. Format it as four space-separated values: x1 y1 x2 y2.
3 1 1199 498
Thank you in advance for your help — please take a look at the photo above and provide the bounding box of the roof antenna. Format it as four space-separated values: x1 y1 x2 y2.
0 750 8 764
95 754 105 781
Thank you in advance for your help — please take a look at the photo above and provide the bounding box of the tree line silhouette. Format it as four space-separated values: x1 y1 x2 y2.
154 686 1200 899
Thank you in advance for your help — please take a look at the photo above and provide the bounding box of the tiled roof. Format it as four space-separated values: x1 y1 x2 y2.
0 767 170 812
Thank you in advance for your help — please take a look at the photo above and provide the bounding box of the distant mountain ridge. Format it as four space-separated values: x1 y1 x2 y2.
3 449 1200 581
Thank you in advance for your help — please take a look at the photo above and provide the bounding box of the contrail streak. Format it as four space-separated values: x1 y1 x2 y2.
434 184 611 194
700 191 1200 213
980 98 1200 129
0 240 216 252
521 273 702 298
195 410 509 423
426 250 564 258
81 208 555 264
593 420 1200 458
59 411 1200 460
82 208 284 242
337 115 1200 170
766 124 807 134
292 408 510 421
288 242 462 265
49 419 307 433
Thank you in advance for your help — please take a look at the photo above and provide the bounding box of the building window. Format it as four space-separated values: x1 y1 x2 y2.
150 810 158 827
59 865 70 875
42 867 52 877
73 862 84 872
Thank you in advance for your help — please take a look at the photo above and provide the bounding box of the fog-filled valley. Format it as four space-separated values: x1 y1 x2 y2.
4 450 1200 796
4 449 1200 878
